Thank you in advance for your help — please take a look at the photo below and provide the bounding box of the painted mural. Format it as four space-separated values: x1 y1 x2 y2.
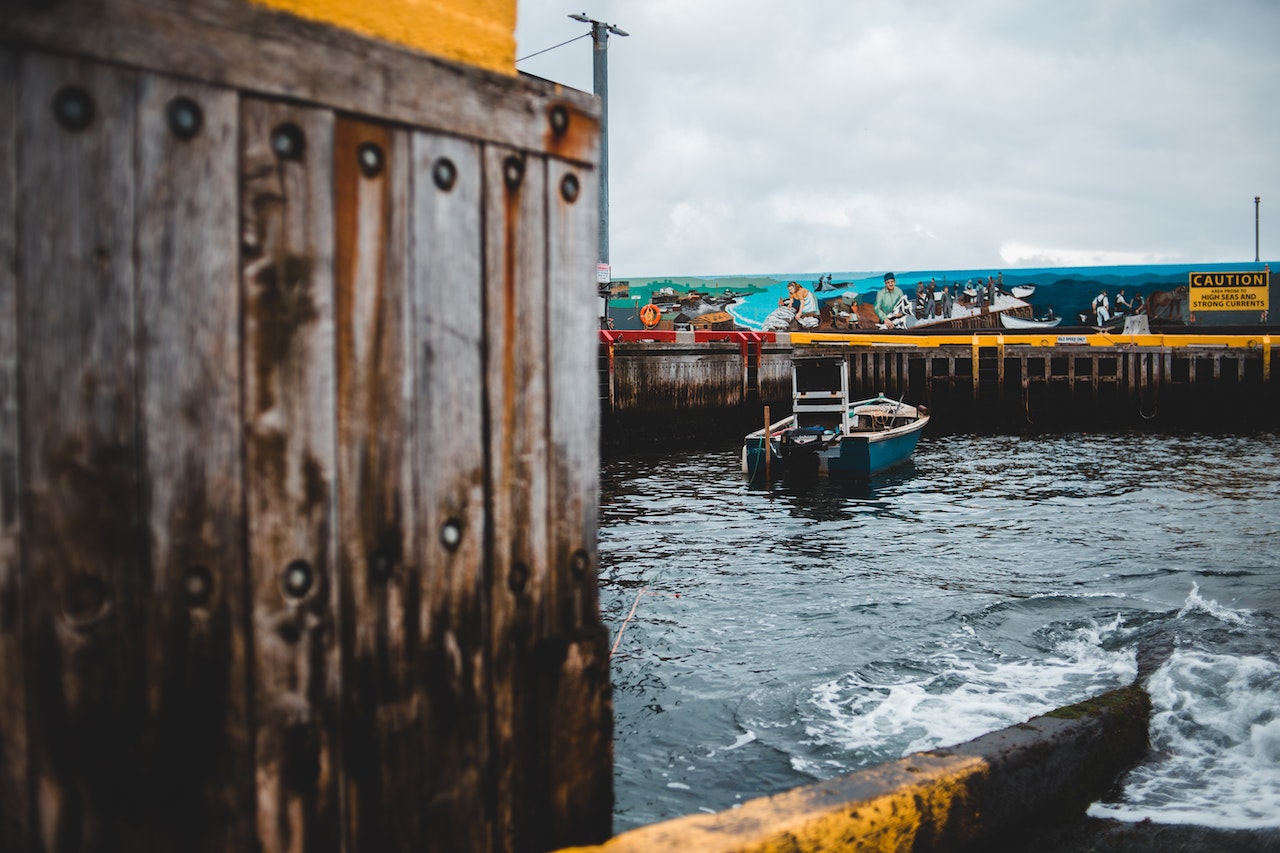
601 262 1274 334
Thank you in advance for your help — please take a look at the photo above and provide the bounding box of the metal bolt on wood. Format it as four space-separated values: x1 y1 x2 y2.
165 96 202 140
52 85 93 131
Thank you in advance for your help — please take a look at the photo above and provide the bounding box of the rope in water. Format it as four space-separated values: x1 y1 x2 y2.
610 585 648 658
609 585 682 658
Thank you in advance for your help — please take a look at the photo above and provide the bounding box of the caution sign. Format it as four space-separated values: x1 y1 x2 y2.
1188 270 1270 312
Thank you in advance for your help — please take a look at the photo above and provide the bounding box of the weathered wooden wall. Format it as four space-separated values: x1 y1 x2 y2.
0 3 611 851
600 338 1280 441
838 342 1280 430
605 342 793 413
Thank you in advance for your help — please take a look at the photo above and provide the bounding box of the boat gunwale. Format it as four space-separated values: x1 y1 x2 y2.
744 404 929 443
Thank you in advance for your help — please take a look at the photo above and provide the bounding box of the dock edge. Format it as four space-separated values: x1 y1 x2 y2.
558 685 1150 853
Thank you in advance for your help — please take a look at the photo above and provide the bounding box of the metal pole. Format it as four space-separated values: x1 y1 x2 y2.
570 14 626 271
593 21 609 267
1256 196 1261 263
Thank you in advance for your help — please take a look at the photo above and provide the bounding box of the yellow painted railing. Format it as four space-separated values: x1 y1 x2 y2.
789 331 1277 350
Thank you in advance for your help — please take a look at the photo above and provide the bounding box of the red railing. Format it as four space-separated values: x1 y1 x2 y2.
598 329 775 344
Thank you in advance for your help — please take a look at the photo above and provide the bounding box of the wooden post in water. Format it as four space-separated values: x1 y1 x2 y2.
0 3 612 851
763 405 772 482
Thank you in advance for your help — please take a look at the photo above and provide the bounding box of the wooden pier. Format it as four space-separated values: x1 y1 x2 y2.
599 330 1280 442
1 3 611 851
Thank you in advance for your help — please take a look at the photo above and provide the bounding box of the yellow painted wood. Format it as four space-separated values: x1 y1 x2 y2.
248 0 517 75
789 331 1275 350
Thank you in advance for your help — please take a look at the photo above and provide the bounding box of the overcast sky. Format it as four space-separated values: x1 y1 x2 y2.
514 0 1279 279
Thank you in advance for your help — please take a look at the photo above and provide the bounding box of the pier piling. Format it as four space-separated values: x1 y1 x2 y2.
600 332 1280 442
1 3 612 850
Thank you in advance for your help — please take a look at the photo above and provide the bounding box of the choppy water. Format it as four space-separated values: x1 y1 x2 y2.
599 431 1280 833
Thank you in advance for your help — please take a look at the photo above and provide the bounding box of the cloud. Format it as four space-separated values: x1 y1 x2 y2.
516 0 1280 275
998 243 1183 268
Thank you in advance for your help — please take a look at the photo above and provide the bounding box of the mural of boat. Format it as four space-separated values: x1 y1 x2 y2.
608 263 1273 333
999 312 1062 329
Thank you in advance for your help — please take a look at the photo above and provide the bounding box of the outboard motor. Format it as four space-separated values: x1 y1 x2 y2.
778 425 836 479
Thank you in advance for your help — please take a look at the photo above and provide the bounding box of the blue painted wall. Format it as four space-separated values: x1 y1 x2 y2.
605 262 1274 331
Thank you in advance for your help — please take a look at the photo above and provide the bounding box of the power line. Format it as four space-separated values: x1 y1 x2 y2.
516 31 591 63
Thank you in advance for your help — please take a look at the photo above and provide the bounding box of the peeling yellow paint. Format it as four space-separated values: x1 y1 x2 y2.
559 754 992 853
249 0 517 75
558 686 1151 853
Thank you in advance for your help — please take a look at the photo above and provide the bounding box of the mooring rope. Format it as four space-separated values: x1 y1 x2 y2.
610 585 648 657
609 584 683 658
1138 384 1158 420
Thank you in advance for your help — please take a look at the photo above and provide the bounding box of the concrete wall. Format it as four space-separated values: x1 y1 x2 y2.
559 686 1151 853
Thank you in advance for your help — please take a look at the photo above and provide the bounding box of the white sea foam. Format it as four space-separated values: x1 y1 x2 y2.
1176 581 1251 626
1089 649 1280 829
805 617 1137 761
705 730 757 757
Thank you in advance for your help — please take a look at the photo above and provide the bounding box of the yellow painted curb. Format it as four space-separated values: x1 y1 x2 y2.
563 752 990 853
559 686 1150 853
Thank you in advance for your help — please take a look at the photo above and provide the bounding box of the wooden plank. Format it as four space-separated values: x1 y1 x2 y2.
0 46 27 853
971 339 980 399
331 116 422 852
239 96 340 853
544 156 613 846
484 143 552 853
996 339 1005 408
1068 352 1077 408
135 71 252 851
0 0 599 161
1126 351 1135 404
17 53 146 851
409 129 491 851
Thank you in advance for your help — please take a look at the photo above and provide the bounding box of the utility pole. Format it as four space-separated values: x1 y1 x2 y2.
569 13 627 274
1256 196 1261 262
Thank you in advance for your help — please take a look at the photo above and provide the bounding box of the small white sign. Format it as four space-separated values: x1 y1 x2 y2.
1056 335 1089 345
596 263 611 284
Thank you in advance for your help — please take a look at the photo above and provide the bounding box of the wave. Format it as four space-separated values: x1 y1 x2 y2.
1176 581 1251 626
1090 649 1280 829
786 616 1137 773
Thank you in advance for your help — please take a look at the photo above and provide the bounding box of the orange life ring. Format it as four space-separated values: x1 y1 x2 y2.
640 303 661 327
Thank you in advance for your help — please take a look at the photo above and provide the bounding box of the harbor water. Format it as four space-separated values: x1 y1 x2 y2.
599 430 1280 835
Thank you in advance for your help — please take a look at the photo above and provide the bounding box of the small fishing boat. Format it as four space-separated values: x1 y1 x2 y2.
1010 284 1036 299
742 357 929 480
999 313 1062 329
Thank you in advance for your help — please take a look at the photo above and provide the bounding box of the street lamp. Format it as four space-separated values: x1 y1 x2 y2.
569 12 628 272
1256 196 1261 263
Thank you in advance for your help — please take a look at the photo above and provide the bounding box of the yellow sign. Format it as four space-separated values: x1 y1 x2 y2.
1188 270 1270 312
